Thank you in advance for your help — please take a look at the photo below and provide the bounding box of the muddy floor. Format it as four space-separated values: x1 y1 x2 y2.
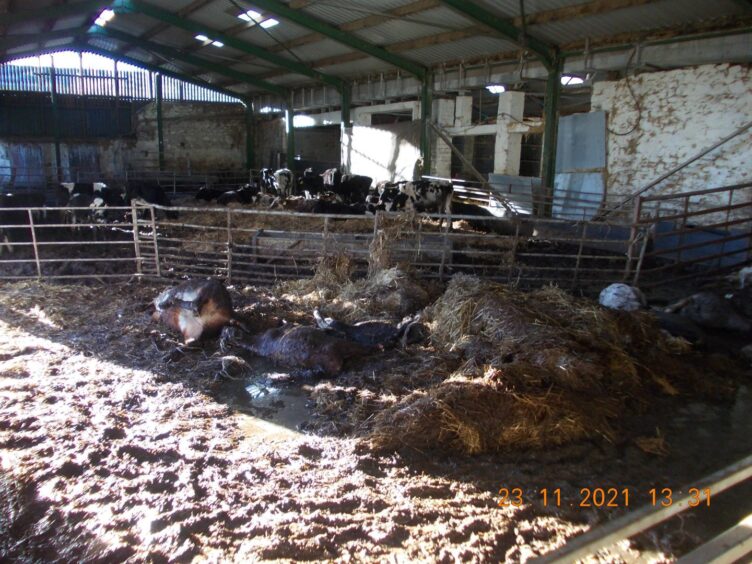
0 280 750 562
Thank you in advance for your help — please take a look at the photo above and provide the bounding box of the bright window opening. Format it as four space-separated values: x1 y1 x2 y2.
561 75 585 86
94 9 115 27
486 84 506 94
238 9 279 28
293 115 316 128
211 41 224 47
238 9 262 22
195 34 210 42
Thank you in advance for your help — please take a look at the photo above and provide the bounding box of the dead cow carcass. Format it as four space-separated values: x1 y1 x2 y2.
152 278 237 343
221 324 373 376
313 309 425 348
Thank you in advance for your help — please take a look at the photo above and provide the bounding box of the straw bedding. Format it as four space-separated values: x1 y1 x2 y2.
296 272 739 455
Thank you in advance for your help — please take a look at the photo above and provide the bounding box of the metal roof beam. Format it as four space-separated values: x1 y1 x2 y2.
241 0 428 79
88 25 288 96
79 40 247 101
438 0 555 67
266 0 440 54
2 1 109 26
110 0 344 90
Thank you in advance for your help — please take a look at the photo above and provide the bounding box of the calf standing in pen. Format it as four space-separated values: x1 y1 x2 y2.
299 168 324 199
126 182 178 219
273 168 295 198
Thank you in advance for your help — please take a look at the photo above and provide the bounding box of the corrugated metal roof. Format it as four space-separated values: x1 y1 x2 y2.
353 8 474 46
302 0 420 27
289 38 353 61
2 0 751 96
470 0 579 18
402 36 519 65
316 56 412 77
533 0 748 46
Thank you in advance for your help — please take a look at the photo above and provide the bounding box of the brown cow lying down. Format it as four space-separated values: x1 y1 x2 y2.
220 324 374 377
152 278 239 343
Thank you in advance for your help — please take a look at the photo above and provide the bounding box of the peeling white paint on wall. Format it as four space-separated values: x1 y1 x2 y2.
591 63 752 223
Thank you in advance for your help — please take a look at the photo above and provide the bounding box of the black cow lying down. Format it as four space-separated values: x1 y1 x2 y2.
313 309 425 348
221 324 373 377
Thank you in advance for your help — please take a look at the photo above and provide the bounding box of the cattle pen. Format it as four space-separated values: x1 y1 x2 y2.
1 182 750 293
2 1 752 562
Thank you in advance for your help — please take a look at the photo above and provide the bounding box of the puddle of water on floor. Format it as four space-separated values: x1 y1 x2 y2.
216 361 313 441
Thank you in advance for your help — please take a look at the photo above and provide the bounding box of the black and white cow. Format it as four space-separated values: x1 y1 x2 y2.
338 174 373 205
0 191 45 253
59 182 103 197
217 183 260 206
258 168 277 195
126 182 177 219
378 186 413 212
66 192 95 230
273 168 295 198
403 179 453 215
195 185 225 202
299 168 324 199
321 167 343 191
91 184 127 223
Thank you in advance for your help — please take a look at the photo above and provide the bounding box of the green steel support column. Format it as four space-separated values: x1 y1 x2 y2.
245 103 255 170
285 98 295 170
49 65 62 182
541 54 563 217
420 75 432 176
340 83 352 129
155 73 165 171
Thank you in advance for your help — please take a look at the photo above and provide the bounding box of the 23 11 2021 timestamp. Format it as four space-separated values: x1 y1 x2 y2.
497 487 711 508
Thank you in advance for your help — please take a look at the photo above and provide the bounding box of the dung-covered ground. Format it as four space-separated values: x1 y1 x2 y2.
0 276 751 562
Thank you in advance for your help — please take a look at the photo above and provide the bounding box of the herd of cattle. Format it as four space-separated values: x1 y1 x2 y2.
0 165 502 251
195 166 456 217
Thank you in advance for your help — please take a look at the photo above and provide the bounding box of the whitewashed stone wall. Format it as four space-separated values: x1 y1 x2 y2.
591 63 751 223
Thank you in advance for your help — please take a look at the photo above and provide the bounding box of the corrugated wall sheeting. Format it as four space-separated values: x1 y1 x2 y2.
0 94 133 138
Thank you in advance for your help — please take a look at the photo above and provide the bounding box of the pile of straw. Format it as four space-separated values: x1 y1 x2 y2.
365 275 739 454
276 255 434 322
